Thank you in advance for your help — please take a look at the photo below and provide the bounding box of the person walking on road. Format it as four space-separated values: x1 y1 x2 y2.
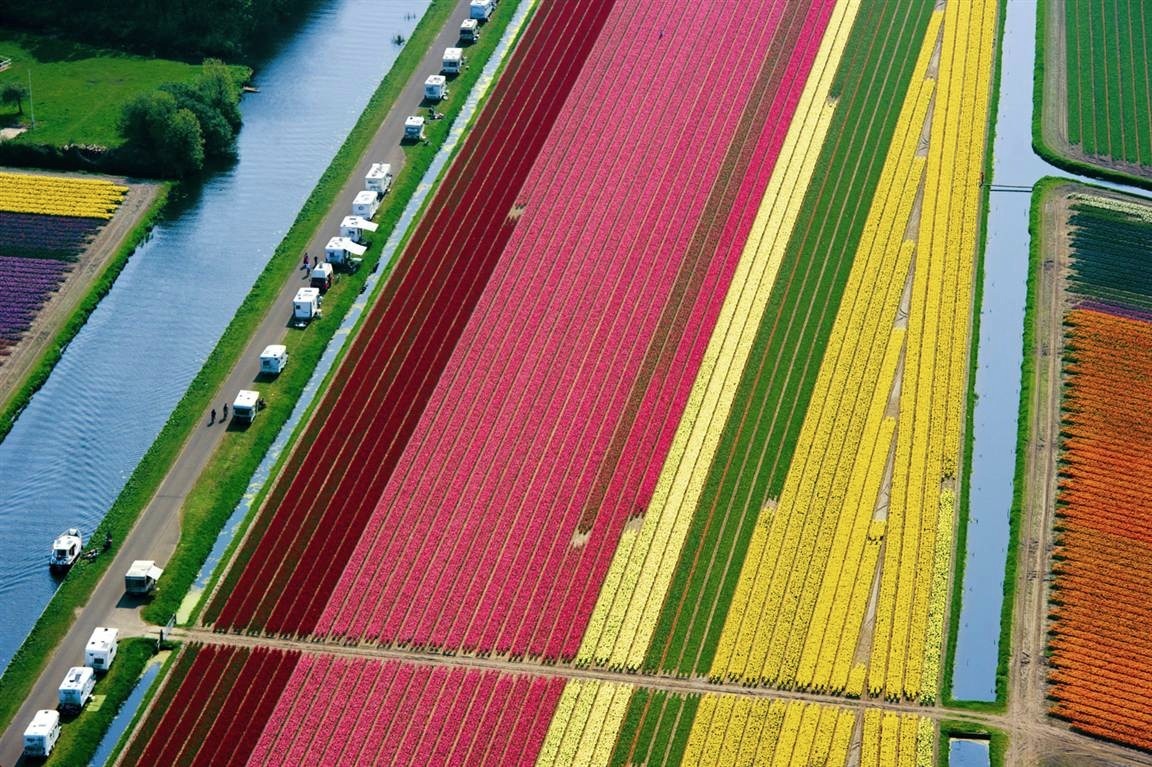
210 408 216 425
222 403 229 422
302 253 310 273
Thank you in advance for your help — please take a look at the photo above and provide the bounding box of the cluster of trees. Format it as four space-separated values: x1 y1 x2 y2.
0 0 318 60
1 82 28 115
119 60 243 177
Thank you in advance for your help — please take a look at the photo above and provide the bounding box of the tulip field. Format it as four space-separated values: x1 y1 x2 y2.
0 172 127 357
1046 192 1152 751
126 0 1010 760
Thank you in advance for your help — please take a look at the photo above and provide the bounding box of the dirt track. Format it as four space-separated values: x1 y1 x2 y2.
0 174 160 414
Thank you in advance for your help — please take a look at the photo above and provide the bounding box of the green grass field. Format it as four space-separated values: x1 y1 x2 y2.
609 689 699 767
1065 0 1152 167
643 0 935 676
0 31 220 148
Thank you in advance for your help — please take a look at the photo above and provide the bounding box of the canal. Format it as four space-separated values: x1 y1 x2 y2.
0 0 428 675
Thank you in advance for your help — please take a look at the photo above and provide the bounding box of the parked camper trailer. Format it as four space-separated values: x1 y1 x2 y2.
58 666 96 714
325 236 368 271
259 344 289 375
85 627 119 671
310 262 334 293
233 390 261 423
340 215 379 244
351 189 381 219
23 710 61 758
364 162 393 194
293 286 323 325
460 18 480 43
470 0 495 20
442 47 464 75
424 75 447 102
404 115 426 141
124 560 163 595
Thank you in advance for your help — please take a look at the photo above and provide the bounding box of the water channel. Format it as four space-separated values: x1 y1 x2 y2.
0 0 427 676
953 0 1148 700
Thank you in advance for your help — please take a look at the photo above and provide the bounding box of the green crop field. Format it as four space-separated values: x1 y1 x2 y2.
1065 0 1152 167
642 0 935 677
0 31 224 148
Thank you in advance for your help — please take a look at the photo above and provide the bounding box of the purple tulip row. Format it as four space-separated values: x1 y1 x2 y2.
0 212 104 261
0 255 71 341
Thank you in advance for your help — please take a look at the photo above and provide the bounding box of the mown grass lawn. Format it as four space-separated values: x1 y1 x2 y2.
0 31 234 148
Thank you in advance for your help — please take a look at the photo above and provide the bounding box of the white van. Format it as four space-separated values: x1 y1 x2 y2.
24 709 61 757
85 626 119 671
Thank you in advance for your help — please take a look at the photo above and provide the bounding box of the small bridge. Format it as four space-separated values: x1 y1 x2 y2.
987 183 1034 193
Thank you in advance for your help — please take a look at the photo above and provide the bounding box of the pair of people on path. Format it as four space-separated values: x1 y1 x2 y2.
209 403 229 425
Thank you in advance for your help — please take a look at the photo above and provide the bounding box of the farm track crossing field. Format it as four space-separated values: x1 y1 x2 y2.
1045 192 1152 752
1065 0 1152 167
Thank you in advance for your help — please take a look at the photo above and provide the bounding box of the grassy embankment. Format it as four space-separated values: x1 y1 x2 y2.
0 31 245 147
0 185 171 440
941 0 1009 713
1032 0 1152 191
42 639 169 767
645 0 935 675
937 720 1007 767
0 0 522 736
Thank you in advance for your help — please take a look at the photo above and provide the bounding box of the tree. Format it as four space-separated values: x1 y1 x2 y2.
159 108 204 176
119 91 205 176
1 82 28 115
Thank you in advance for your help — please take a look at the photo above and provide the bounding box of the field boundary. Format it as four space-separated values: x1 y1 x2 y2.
1032 0 1152 190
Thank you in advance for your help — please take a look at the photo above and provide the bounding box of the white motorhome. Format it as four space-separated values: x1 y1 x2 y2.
85 626 119 671
351 189 381 218
404 115 426 141
470 0 495 20
124 560 163 595
233 390 261 423
310 262 334 293
442 47 464 75
293 287 322 324
364 162 393 194
58 666 96 714
459 18 480 43
259 344 289 375
424 75 447 102
340 215 379 244
324 236 368 271
23 710 61 758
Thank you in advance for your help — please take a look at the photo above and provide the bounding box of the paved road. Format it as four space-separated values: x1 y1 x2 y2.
0 3 475 763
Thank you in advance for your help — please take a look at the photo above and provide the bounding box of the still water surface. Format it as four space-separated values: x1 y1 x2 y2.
0 0 427 674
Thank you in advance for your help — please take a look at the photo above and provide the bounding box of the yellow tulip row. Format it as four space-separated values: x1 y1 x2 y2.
709 10 943 695
575 0 863 672
0 171 128 219
682 698 854 767
860 709 931 767
535 680 632 767
869 0 997 702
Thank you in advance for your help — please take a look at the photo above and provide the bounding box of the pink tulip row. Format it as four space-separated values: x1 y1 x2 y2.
315 0 831 659
247 653 564 766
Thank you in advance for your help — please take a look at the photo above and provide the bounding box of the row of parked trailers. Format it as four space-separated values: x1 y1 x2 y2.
24 628 120 758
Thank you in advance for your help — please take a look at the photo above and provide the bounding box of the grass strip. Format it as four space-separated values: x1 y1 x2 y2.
0 0 502 735
42 638 161 766
0 185 171 441
648 0 934 675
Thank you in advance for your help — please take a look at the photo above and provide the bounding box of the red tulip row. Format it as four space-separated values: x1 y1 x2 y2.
244 652 565 766
1049 304 1152 751
124 645 300 766
209 0 618 635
